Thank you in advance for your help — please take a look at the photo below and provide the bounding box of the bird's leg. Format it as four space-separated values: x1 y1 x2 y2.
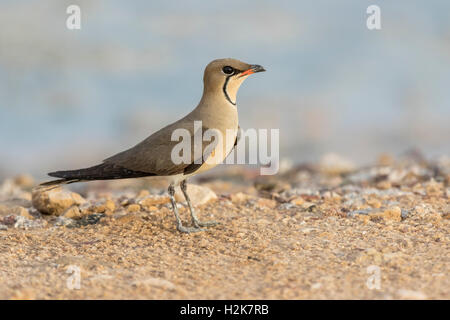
168 183 204 233
180 180 219 228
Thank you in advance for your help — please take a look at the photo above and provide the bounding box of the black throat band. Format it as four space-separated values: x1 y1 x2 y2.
222 76 236 106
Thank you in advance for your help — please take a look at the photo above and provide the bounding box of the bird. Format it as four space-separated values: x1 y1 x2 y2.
41 58 265 233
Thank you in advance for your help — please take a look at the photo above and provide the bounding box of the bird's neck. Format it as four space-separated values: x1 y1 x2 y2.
193 89 239 128
201 86 238 107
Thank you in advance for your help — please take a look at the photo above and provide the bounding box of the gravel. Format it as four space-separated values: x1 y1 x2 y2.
0 153 448 299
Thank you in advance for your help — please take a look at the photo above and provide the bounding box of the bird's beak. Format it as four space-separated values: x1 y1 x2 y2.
238 64 266 78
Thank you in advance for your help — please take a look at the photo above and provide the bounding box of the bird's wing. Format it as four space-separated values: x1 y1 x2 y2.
103 122 216 176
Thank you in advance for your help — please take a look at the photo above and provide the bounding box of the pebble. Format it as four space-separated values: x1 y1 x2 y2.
256 198 277 209
425 179 443 196
278 203 296 210
348 207 402 222
230 192 252 203
13 174 35 188
319 153 355 175
174 184 217 206
0 203 33 219
72 213 106 227
95 199 116 214
126 204 141 213
378 206 402 222
80 199 116 215
0 179 31 201
0 215 16 226
347 209 373 217
401 209 409 219
54 216 75 227
14 216 47 229
63 206 83 219
376 180 391 190
138 195 170 209
290 197 304 206
32 187 86 215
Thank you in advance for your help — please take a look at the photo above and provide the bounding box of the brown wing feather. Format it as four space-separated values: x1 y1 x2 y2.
104 121 213 176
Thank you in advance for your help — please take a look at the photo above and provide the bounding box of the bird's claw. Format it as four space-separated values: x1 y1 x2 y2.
177 225 206 233
193 220 220 228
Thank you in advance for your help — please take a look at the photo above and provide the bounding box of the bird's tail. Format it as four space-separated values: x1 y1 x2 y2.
39 162 153 188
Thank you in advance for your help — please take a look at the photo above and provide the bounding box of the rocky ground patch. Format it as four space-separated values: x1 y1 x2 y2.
0 151 448 299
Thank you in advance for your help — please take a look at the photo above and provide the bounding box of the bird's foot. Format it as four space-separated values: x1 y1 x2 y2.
193 220 220 228
177 225 205 233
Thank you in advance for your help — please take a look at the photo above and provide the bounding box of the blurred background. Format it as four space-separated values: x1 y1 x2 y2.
0 0 449 180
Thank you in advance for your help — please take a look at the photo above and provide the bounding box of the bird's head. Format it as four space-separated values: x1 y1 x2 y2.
203 58 265 105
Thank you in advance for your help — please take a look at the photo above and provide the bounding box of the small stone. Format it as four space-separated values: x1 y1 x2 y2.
13 174 35 188
0 179 31 200
230 192 253 203
174 184 217 206
366 198 382 209
381 206 402 222
278 202 296 210
401 209 409 219
319 153 355 175
254 181 290 193
256 198 277 209
120 198 131 206
198 238 210 248
32 187 86 216
290 197 304 206
425 179 443 196
126 204 141 213
376 180 391 190
311 282 322 290
115 214 140 225
0 204 32 219
0 215 16 226
14 216 47 229
104 200 116 213
54 216 75 227
322 191 341 202
347 209 373 217
73 213 105 227
19 208 34 220
301 202 317 211
87 199 116 215
369 206 402 222
62 206 83 219
139 195 170 209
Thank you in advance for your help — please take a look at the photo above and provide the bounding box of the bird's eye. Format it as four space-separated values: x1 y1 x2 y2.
222 66 234 75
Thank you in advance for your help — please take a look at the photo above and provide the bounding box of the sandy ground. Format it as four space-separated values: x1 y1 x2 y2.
0 152 448 299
